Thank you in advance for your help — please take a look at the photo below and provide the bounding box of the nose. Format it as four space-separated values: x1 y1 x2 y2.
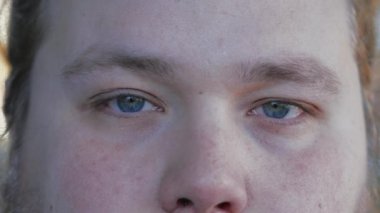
158 121 249 213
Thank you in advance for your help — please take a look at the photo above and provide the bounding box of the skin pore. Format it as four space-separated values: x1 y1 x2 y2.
15 0 368 212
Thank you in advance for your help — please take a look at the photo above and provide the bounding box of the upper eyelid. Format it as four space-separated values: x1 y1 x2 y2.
88 88 166 107
88 88 148 101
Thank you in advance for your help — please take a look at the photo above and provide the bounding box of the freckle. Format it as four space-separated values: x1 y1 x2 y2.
113 186 122 195
100 154 109 162
198 91 203 95
294 162 308 175
318 203 322 209
217 38 225 48
280 184 288 192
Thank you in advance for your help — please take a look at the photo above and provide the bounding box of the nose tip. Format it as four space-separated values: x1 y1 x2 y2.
160 174 248 213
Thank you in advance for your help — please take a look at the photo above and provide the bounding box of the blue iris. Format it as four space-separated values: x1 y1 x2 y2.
116 95 145 113
262 101 290 119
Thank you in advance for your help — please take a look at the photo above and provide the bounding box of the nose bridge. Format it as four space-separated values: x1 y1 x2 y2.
185 93 236 144
182 97 243 175
159 98 249 212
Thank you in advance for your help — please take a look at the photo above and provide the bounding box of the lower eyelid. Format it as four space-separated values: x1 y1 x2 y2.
251 112 308 127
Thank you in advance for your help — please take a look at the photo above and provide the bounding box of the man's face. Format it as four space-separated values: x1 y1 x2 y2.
19 0 368 212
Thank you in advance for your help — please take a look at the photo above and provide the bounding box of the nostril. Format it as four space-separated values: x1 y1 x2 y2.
217 202 232 210
177 198 193 208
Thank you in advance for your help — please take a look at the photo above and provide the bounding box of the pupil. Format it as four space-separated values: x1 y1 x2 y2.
127 97 137 103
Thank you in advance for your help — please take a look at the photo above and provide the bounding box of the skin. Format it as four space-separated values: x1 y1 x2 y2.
17 0 368 212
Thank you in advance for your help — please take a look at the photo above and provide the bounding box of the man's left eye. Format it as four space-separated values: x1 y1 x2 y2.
251 101 304 120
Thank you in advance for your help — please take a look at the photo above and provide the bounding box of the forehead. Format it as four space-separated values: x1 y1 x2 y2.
43 0 354 81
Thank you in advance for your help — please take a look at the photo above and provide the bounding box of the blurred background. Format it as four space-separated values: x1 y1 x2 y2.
0 0 9 210
0 0 379 211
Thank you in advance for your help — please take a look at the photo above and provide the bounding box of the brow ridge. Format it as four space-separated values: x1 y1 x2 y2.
240 57 341 94
63 47 341 95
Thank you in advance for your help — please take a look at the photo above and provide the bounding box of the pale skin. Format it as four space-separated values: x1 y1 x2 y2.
16 0 368 212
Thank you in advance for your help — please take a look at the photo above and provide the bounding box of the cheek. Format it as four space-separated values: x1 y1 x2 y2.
53 137 160 212
284 144 342 193
275 135 366 211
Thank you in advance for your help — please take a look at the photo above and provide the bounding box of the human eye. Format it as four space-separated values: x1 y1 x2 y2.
252 101 302 119
248 99 315 125
90 89 164 118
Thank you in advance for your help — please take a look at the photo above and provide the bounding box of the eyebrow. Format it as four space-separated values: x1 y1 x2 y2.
62 46 341 95
239 57 341 94
62 46 174 81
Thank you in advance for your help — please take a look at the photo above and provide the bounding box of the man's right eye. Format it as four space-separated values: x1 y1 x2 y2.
90 90 164 118
110 95 157 113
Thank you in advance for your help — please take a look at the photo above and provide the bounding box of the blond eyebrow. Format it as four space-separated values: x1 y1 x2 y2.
239 57 341 94
62 46 174 81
